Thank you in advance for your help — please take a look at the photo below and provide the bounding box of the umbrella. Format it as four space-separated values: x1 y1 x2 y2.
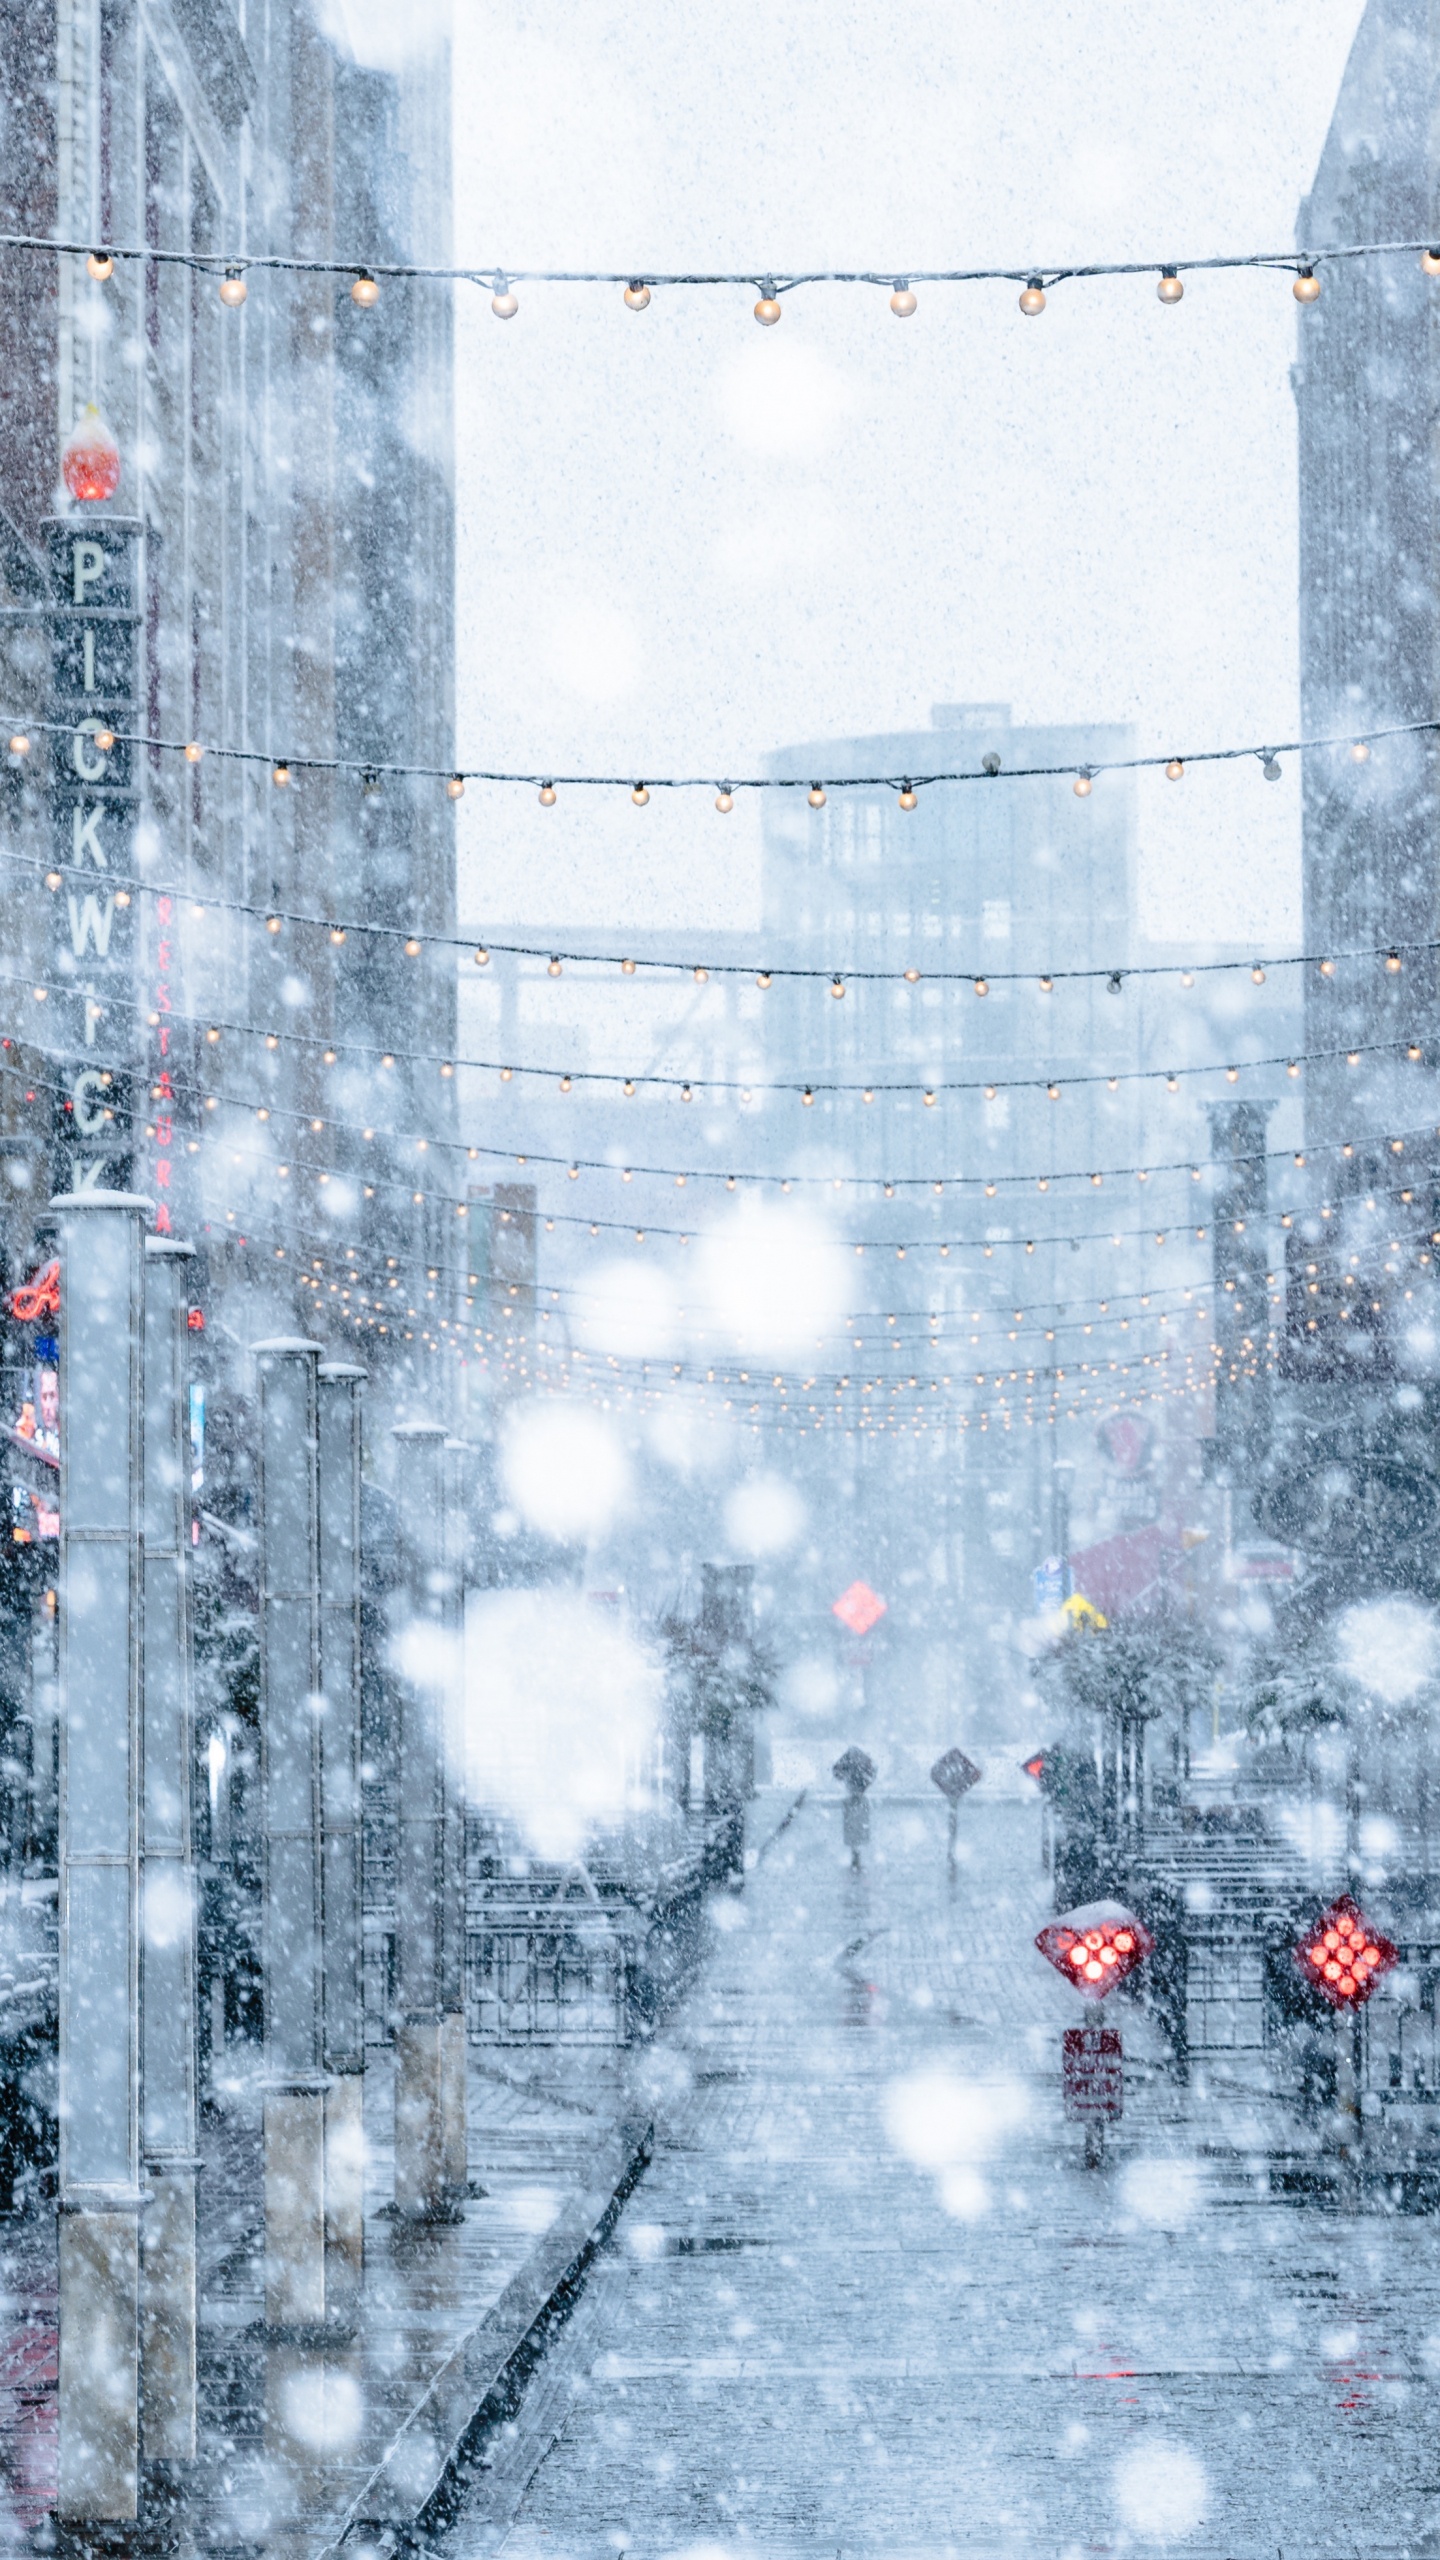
832 1746 877 1793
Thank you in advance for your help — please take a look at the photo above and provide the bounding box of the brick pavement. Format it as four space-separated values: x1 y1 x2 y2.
442 1787 1440 2560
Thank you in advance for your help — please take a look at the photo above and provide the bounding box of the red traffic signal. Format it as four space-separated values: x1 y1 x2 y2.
1021 1749 1049 1786
1036 1900 1155 2000
1294 1895 1396 2009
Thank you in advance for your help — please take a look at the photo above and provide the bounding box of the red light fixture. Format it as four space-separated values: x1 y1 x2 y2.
1294 1895 1396 2008
1021 1749 1049 1785
62 403 121 503
1036 1900 1155 1999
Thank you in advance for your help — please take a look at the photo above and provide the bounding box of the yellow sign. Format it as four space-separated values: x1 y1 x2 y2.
1062 1590 1108 1630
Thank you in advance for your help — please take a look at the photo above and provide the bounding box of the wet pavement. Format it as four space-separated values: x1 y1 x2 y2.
441 1786 1440 2560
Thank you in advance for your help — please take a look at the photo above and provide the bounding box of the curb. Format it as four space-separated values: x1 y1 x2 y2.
330 2116 654 2549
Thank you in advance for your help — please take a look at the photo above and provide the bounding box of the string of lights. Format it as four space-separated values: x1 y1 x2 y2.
5 703 1433 804
3 831 1435 1005
21 226 1440 313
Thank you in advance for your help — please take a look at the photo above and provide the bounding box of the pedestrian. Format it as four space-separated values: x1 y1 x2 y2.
833 1746 877 1872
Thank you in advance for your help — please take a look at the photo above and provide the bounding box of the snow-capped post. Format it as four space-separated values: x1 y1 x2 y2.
1035 1900 1156 2167
256 1338 328 2325
391 1421 456 2217
53 1190 149 2521
318 1363 367 2277
140 1237 199 2458
441 1436 471 2196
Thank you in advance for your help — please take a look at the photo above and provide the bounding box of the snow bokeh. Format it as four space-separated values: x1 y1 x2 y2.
500 1402 632 1545
462 1590 662 1860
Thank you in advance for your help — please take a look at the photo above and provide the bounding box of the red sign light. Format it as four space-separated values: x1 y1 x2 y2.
1294 1895 1396 2009
1021 1750 1048 1785
832 1579 886 1636
1036 1900 1155 2000
187 1307 205 1332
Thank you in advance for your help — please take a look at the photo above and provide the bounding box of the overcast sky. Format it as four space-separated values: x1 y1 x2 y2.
440 2 1366 947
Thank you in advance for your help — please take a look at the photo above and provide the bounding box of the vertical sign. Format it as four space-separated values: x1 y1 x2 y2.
42 516 140 1199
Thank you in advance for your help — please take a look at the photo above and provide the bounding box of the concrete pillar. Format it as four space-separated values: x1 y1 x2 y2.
391 1422 455 2219
54 1191 148 2521
256 1340 328 2328
318 1363 366 2275
140 1237 199 2461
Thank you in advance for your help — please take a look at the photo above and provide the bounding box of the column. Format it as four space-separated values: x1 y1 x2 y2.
140 1237 199 2461
54 1191 147 2522
391 1422 451 2219
441 1438 469 2198
318 1363 366 2275
256 1339 327 2328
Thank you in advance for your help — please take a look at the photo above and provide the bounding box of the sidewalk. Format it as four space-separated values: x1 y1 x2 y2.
0 2048 651 2556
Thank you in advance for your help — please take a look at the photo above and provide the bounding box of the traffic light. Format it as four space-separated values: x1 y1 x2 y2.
1036 1901 1155 2000
1021 1748 1049 1787
1294 1896 1396 2009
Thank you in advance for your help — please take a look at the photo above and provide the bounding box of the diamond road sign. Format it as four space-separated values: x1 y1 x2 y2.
832 1580 886 1636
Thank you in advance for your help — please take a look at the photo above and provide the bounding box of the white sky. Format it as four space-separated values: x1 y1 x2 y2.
445 0 1365 944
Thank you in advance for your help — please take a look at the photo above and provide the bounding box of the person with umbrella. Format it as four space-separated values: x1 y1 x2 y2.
834 1746 877 1871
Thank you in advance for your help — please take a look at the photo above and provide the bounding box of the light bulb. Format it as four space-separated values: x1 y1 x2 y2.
330 926 346 944
890 282 917 317
1157 269 1184 303
1386 949 1403 972
559 1075 572 1093
473 946 489 965
538 782 556 805
681 1083 693 1102
1261 755 1282 781
1165 758 1184 780
808 783 826 807
754 282 782 325
623 1079 635 1096
62 403 121 503
184 740 203 763
898 785 917 810
351 271 380 307
1350 740 1370 763
1019 279 1046 315
1293 268 1321 302
631 782 649 805
802 1087 815 1106
621 957 635 973
547 956 563 976
1039 975 1053 993
491 280 519 318
266 916 281 935
923 1090 936 1107
973 976 988 997
715 790 733 813
7 734 27 757
447 773 465 798
404 937 422 957
1424 250 1440 278
693 965 709 983
219 269 247 307
1319 957 1335 976
830 976 845 998
87 250 114 282
756 972 771 988
1251 963 1266 983
1073 771 1093 797
272 761 290 787
624 281 651 310
45 869 60 890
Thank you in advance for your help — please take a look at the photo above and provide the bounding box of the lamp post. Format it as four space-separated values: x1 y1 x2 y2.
390 1422 457 2218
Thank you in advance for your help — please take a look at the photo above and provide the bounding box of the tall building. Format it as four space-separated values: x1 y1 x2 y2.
1271 0 1440 1604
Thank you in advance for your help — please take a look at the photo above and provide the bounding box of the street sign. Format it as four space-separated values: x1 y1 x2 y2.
1294 1896 1397 2008
832 1580 886 1636
1036 1900 1155 1999
1062 2025 1123 2122
930 1748 982 1804
1033 1555 1066 1611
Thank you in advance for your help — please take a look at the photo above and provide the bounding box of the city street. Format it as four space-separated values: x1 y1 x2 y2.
444 1787 1440 2560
